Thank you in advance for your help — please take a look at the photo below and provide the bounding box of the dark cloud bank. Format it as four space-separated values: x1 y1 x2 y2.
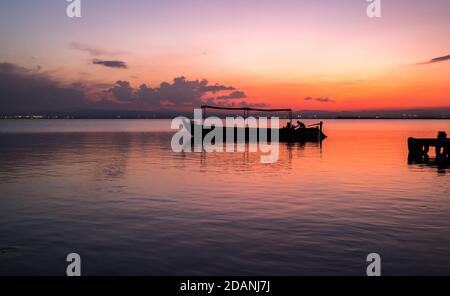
217 91 247 100
304 96 335 103
2 62 448 118
419 54 450 65
0 62 258 115
93 59 128 69
0 63 86 114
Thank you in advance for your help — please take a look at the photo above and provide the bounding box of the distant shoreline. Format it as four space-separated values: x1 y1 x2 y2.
1 117 449 120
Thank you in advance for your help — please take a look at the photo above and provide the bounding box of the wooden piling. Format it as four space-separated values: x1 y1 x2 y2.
408 131 449 164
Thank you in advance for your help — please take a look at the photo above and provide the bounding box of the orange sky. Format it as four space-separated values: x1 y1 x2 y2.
1 0 449 111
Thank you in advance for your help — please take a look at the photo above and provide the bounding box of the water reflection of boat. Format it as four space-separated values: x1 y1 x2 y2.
191 105 327 142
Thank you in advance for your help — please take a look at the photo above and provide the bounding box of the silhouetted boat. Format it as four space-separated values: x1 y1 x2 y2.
191 105 327 142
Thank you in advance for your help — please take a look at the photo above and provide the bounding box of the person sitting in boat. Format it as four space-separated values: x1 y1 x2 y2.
295 121 306 130
285 122 295 131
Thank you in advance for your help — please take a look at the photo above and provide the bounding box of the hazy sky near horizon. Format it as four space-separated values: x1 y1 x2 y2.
0 0 449 112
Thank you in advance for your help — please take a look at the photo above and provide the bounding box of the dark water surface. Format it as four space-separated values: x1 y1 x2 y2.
0 119 449 275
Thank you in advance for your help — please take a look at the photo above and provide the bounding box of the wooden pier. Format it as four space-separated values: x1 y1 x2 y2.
408 131 449 164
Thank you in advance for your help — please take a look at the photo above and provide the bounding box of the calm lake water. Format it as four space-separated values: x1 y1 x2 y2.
0 119 449 275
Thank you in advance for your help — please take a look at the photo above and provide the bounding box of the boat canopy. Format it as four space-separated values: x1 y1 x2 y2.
201 105 292 112
200 105 293 121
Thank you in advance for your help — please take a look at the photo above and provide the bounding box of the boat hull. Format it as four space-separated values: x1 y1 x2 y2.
190 123 326 142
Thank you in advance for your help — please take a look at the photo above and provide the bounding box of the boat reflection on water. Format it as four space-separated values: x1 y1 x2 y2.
199 141 323 168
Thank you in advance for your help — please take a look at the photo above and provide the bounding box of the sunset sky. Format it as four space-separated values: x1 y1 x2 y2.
0 0 449 113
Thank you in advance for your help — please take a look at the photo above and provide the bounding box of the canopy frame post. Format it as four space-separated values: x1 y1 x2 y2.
201 106 206 119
